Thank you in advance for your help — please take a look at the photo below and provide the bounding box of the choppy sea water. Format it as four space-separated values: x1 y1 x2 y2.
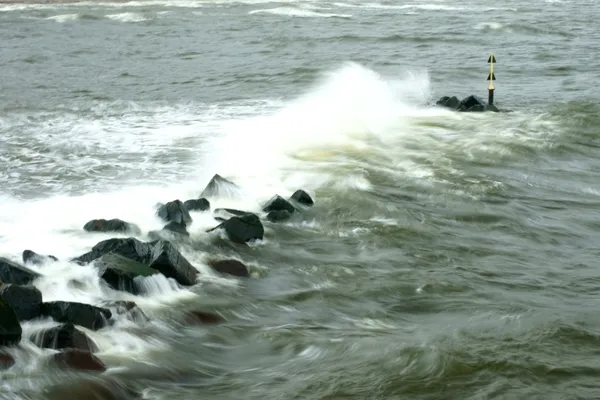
1 0 600 398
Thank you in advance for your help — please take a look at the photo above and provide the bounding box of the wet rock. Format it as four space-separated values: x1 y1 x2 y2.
262 195 296 214
0 352 15 369
50 349 106 372
0 257 41 285
32 323 98 352
83 219 141 235
95 253 156 295
183 198 210 212
184 310 225 325
156 200 192 226
73 238 199 287
290 189 314 206
146 240 199 286
0 298 21 346
40 301 112 331
161 221 190 237
45 377 140 400
435 94 500 112
200 173 242 199
436 95 461 109
267 210 292 223
207 259 250 278
108 301 149 325
0 283 42 321
207 212 265 243
22 250 58 266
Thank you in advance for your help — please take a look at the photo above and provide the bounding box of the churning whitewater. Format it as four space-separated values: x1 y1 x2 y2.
2 0 600 398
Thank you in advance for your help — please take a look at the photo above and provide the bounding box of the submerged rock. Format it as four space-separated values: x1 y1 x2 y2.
32 323 98 352
290 189 314 206
22 250 58 266
50 349 107 372
0 352 15 370
200 174 242 199
0 283 42 321
83 219 141 235
0 298 22 346
40 301 112 331
184 310 225 325
183 198 210 212
160 221 190 237
207 259 250 278
156 200 192 226
101 301 149 326
45 377 140 400
0 257 41 285
262 195 296 214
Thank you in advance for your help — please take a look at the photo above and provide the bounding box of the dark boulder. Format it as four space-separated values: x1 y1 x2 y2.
0 284 42 321
156 200 192 226
435 94 500 112
146 241 199 286
267 210 292 223
40 301 112 331
0 257 41 285
290 189 314 206
50 349 106 372
208 213 264 244
22 250 58 266
0 352 15 369
0 298 22 346
159 221 190 237
200 174 242 199
95 253 157 295
184 310 225 325
436 95 461 109
207 259 250 278
31 323 98 352
101 301 149 326
183 198 210 212
262 195 295 214
72 238 199 287
83 219 141 235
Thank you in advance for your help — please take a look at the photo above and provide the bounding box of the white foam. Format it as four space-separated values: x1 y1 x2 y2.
249 6 351 18
45 13 79 22
106 12 147 22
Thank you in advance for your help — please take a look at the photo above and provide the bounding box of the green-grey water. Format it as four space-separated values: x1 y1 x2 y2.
1 0 600 398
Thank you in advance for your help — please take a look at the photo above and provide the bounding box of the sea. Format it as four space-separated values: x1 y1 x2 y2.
1 0 600 398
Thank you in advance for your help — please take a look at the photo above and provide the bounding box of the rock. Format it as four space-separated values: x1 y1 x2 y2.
0 284 42 321
200 174 242 199
50 349 106 372
40 301 112 331
83 219 141 235
95 253 155 295
146 241 198 286
209 213 264 244
207 259 250 278
72 238 199 287
266 210 292 223
0 352 15 369
184 310 225 325
290 189 314 206
436 95 461 109
0 257 41 285
104 301 149 325
156 200 192 226
162 221 190 237
0 298 21 346
45 377 139 400
32 323 98 352
22 250 58 266
183 198 210 212
262 195 295 214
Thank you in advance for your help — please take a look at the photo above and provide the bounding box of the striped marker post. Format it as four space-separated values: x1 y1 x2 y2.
487 54 496 106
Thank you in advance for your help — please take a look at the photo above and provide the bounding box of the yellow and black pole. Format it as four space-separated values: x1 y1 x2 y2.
487 54 496 106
